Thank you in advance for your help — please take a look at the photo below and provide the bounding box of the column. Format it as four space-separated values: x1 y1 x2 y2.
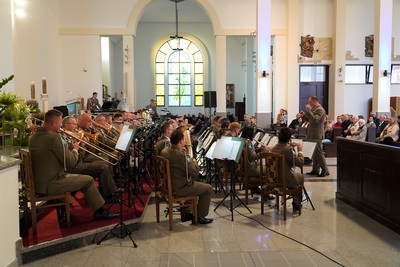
372 0 393 115
333 0 347 117
256 0 272 128
215 35 227 116
286 0 299 120
123 35 135 112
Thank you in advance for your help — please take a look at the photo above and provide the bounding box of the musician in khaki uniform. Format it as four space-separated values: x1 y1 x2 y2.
160 130 213 224
28 109 118 220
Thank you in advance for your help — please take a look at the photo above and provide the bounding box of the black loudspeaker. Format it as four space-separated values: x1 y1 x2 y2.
53 105 69 117
204 91 217 108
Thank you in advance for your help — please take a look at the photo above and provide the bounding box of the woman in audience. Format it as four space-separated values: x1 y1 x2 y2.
346 119 367 141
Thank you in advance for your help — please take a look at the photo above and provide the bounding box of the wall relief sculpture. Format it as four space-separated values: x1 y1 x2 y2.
365 35 374 57
300 35 315 58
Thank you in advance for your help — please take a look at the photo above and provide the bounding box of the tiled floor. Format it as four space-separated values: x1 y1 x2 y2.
22 162 400 267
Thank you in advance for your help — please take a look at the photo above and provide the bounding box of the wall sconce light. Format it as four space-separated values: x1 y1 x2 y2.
383 70 390 77
124 45 129 64
262 71 268 78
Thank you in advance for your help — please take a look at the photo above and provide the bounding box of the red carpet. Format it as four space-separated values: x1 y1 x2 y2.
21 183 152 247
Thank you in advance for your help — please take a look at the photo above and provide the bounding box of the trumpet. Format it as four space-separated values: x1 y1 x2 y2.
61 129 122 165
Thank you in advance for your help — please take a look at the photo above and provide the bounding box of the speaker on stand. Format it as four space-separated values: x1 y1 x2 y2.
204 91 217 117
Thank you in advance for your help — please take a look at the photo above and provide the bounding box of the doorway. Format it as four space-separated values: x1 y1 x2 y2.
299 65 329 112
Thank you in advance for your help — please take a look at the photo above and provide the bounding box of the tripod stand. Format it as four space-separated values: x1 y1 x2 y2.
214 160 252 221
97 193 138 247
302 186 315 210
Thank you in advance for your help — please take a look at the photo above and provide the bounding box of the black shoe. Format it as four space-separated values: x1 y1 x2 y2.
251 186 261 195
181 213 194 222
197 217 214 224
94 209 119 220
306 171 319 175
266 194 275 200
292 203 302 214
317 172 330 177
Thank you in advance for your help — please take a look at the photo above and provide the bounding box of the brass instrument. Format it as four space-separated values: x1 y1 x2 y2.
183 129 193 159
84 126 125 159
61 129 122 165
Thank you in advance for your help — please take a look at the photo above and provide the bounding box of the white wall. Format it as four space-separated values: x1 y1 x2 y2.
135 22 214 115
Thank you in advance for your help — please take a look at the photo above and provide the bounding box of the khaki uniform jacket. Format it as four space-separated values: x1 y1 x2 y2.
160 145 199 196
303 104 326 140
270 142 304 188
29 127 79 194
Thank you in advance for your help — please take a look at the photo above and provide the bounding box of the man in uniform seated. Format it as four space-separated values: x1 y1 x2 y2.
29 109 118 220
62 116 120 203
160 130 213 224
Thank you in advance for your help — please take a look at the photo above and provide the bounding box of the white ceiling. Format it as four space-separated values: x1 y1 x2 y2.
139 0 210 23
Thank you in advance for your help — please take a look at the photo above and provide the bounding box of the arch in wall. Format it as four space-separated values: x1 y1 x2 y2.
127 0 221 36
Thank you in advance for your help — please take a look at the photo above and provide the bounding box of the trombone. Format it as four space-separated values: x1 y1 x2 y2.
61 129 122 166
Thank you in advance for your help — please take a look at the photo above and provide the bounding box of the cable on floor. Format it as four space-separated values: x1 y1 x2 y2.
233 208 346 267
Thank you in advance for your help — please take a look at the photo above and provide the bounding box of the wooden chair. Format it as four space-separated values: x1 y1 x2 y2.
19 149 71 237
242 145 261 204
259 152 303 220
154 156 198 230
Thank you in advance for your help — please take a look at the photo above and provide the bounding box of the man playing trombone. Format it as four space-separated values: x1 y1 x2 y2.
62 116 120 203
29 109 118 220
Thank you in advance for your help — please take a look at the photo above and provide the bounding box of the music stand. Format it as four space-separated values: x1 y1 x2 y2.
210 136 251 221
98 125 138 247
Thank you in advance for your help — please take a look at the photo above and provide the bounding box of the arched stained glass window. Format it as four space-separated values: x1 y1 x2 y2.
155 38 204 107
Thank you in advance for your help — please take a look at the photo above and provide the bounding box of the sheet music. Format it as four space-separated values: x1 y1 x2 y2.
290 139 316 158
202 133 214 151
211 136 244 162
267 136 278 148
300 141 317 158
205 142 216 159
259 134 272 148
115 125 134 152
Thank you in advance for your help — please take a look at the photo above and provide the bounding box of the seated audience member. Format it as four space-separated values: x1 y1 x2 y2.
376 114 388 137
346 119 367 141
155 121 173 154
370 111 380 126
270 128 304 214
376 116 399 144
277 109 288 126
332 115 343 128
341 114 351 137
288 113 302 130
366 116 376 128
29 109 118 220
160 130 213 224
343 115 359 137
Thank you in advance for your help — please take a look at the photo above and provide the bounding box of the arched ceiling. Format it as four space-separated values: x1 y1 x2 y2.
139 0 210 23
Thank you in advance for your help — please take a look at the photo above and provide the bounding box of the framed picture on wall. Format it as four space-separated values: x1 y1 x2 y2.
226 84 234 108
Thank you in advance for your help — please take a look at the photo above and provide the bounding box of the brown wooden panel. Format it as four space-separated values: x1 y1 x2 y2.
338 147 361 195
362 153 387 209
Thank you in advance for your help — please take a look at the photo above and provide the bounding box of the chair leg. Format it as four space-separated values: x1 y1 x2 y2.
168 203 174 231
283 195 287 221
31 204 37 237
261 191 264 214
156 199 160 223
193 197 198 225
65 194 71 228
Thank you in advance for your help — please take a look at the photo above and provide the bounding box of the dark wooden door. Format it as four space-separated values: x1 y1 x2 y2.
299 66 329 112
